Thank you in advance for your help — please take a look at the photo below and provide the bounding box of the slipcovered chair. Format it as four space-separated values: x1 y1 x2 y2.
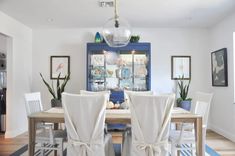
80 90 111 110
24 92 66 156
122 94 175 156
170 92 213 156
124 90 154 109
62 92 115 156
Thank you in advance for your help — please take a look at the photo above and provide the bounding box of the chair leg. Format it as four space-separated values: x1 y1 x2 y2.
177 150 180 156
40 143 45 156
59 141 64 156
171 142 176 156
40 148 45 156
202 128 206 156
190 143 193 155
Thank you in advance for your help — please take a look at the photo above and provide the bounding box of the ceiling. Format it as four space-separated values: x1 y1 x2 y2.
0 0 235 29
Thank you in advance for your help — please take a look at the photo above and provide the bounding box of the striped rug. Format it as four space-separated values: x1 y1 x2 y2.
180 144 220 156
11 144 219 156
10 144 66 156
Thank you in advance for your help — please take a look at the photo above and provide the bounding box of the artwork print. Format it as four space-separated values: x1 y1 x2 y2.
211 48 228 86
50 56 70 79
171 56 191 80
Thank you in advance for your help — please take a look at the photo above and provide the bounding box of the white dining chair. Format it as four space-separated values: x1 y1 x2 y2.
122 94 175 156
124 90 154 109
24 92 66 156
169 92 213 156
62 92 115 156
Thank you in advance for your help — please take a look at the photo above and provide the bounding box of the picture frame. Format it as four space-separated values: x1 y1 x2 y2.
50 56 70 79
171 56 191 80
211 48 228 86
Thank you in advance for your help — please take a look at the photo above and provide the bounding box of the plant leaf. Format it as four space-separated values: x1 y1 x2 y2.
177 77 191 101
56 73 61 100
61 73 70 93
39 73 56 99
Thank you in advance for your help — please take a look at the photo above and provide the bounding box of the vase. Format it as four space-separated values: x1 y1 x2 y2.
51 99 62 107
95 32 102 43
179 100 191 111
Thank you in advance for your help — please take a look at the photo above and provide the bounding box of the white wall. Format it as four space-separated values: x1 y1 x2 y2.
208 12 235 141
32 28 210 110
0 11 32 138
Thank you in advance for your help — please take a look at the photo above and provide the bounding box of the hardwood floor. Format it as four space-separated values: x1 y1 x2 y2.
207 130 235 156
0 132 28 156
0 130 235 156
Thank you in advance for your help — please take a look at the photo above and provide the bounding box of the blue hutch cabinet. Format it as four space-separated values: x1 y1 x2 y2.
87 42 151 130
86 42 151 93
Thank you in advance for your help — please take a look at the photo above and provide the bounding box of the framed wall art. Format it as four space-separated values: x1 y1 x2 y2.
50 56 70 79
211 48 228 86
171 56 191 80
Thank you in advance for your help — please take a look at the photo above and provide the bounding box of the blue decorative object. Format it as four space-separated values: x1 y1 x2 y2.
95 32 102 43
91 66 105 79
179 100 191 111
109 90 124 104
121 67 131 79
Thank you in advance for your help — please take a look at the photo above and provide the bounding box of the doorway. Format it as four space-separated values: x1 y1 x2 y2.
0 33 7 134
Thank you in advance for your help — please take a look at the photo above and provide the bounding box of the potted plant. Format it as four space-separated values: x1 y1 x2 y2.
130 35 140 43
40 73 70 107
177 77 192 111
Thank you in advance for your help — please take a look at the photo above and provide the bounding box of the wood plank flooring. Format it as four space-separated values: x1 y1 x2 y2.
206 130 235 156
0 132 28 156
0 130 235 156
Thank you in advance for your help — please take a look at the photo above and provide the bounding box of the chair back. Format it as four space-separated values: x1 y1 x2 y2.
193 92 213 127
62 92 106 156
129 94 174 156
124 90 154 108
80 90 110 104
24 92 43 116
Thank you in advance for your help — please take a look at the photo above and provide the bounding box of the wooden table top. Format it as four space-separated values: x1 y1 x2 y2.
28 107 201 123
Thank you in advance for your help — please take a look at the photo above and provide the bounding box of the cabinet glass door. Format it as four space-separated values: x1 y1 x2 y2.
87 43 151 91
105 51 119 90
89 52 105 91
133 52 148 91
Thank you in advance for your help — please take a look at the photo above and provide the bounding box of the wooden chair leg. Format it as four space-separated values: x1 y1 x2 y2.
54 150 57 156
177 150 180 156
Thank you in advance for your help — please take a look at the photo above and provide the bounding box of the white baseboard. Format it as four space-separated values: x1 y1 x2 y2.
208 123 235 142
4 128 27 138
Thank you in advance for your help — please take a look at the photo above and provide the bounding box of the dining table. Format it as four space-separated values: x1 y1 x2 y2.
28 107 203 156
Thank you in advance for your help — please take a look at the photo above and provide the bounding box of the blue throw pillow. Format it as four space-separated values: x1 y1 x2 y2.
109 90 124 104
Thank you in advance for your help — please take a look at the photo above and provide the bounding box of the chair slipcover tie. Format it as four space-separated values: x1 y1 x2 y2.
68 139 94 155
134 140 168 156
130 96 173 156
63 95 106 156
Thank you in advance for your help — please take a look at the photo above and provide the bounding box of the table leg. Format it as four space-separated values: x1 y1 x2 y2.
28 118 36 156
54 123 58 130
54 123 58 156
195 117 203 156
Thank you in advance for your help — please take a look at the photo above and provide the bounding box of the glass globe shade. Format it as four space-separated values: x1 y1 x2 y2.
102 17 131 47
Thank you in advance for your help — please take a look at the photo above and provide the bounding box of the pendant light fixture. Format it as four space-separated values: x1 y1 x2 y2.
102 0 131 47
